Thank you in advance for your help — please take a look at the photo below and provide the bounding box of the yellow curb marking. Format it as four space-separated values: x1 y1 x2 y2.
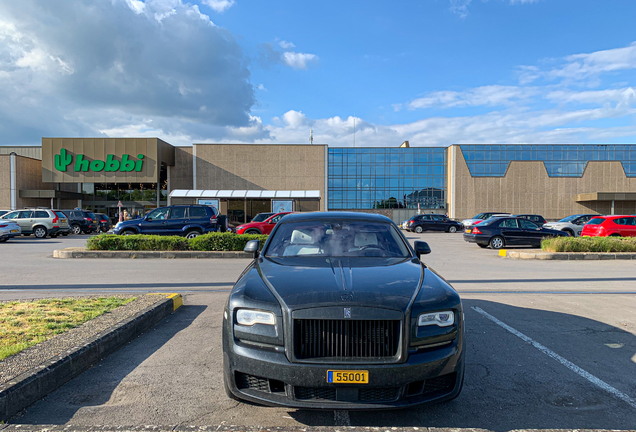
149 293 183 311
499 249 507 257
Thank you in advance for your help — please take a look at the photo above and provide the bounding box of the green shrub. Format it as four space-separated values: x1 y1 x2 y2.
189 232 268 251
541 236 636 253
86 232 268 252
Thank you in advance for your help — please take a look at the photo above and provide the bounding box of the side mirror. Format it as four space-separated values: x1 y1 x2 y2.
244 239 260 258
414 241 431 259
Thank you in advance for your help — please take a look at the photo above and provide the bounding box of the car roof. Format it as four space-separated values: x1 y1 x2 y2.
278 211 393 223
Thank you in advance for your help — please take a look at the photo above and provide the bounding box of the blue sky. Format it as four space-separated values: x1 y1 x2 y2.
0 0 635 146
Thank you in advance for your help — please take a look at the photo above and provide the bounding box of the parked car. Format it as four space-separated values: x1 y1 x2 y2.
461 212 510 227
0 219 21 242
95 213 112 233
408 214 463 233
113 205 227 238
60 209 99 234
0 209 70 238
513 214 547 226
463 216 567 249
235 212 292 235
542 214 598 237
223 212 464 408
581 215 636 237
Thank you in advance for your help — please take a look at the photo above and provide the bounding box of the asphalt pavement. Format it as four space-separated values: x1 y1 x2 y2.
0 232 635 430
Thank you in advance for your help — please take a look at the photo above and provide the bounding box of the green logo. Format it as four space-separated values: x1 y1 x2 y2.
54 148 144 173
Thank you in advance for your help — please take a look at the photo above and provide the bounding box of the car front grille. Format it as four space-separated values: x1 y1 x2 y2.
295 387 337 401
359 387 400 402
422 373 456 394
293 319 400 360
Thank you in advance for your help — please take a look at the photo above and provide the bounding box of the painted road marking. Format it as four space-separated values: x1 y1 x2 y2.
472 306 636 410
334 410 351 426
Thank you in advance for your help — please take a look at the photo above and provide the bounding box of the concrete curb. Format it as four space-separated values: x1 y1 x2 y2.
0 426 632 432
0 294 183 422
53 248 252 259
504 250 636 260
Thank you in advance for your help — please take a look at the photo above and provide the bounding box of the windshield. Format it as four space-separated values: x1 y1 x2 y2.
558 215 579 222
265 220 411 258
252 213 274 222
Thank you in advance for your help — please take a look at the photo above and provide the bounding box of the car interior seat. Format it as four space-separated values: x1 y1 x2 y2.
284 229 323 256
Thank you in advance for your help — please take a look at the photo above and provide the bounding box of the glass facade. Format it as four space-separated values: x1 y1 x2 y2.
460 144 636 177
328 147 446 210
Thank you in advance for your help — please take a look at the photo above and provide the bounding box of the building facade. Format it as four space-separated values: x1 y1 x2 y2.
1 139 635 223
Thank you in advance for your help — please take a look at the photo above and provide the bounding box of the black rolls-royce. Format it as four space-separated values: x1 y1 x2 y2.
223 212 465 409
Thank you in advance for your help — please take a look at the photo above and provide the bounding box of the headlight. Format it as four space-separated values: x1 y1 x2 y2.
418 311 454 327
236 309 276 326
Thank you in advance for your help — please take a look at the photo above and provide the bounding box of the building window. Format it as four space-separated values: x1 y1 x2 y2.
460 144 636 177
328 147 447 210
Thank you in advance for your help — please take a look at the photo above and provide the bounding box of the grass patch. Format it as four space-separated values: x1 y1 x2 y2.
0 297 135 361
541 236 636 253
86 232 268 252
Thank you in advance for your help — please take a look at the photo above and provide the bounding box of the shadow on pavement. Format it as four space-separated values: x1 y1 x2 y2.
14 304 207 425
289 299 636 431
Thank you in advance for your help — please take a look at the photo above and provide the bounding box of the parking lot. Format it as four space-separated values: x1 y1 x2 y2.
1 233 635 430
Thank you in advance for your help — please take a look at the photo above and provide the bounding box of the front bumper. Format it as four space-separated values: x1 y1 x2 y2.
223 333 464 409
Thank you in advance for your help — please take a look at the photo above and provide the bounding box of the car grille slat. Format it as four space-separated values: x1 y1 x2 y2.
294 319 400 360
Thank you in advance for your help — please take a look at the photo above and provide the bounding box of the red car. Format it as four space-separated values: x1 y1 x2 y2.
581 215 636 237
235 212 292 235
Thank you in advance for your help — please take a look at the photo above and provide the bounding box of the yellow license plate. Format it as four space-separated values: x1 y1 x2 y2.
10 229 19 233
61 219 67 223
465 229 471 233
327 370 368 384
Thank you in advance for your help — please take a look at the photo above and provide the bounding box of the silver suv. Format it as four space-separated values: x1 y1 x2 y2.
0 209 71 238
542 214 598 237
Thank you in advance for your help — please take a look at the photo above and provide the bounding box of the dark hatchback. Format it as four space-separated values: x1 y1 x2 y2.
113 205 227 238
463 216 567 249
408 214 463 233
95 213 112 232
223 212 464 409
60 209 99 234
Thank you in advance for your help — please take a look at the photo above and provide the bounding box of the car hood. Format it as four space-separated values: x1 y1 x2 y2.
238 222 264 229
257 256 431 312
115 219 142 228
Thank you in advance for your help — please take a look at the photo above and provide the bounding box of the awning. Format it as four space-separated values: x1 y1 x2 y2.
169 189 321 199
575 192 636 202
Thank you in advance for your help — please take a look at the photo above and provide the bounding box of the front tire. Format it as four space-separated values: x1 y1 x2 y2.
71 224 82 235
562 229 574 237
448 226 457 233
489 236 505 249
34 226 48 239
122 229 137 236
185 230 201 239
414 226 423 234
245 229 261 234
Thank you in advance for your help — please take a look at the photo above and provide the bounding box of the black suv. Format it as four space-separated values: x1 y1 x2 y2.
113 205 228 238
408 214 463 233
60 209 99 234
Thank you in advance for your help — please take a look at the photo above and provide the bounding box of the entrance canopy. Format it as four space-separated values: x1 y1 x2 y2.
169 189 321 199
575 192 636 202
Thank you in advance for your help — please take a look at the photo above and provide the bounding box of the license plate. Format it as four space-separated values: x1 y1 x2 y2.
327 370 369 384
61 219 67 223
10 229 19 233
465 229 471 233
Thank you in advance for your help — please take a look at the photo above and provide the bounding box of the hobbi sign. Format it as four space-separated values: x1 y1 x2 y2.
54 148 145 173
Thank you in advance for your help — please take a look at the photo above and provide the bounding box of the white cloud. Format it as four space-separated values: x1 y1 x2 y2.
256 84 266 91
519 42 636 83
282 52 317 70
279 40 295 49
547 87 636 106
0 0 254 144
406 85 537 110
258 43 318 70
202 0 235 13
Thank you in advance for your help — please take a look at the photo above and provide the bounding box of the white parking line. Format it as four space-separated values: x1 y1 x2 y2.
334 410 351 426
472 306 636 410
